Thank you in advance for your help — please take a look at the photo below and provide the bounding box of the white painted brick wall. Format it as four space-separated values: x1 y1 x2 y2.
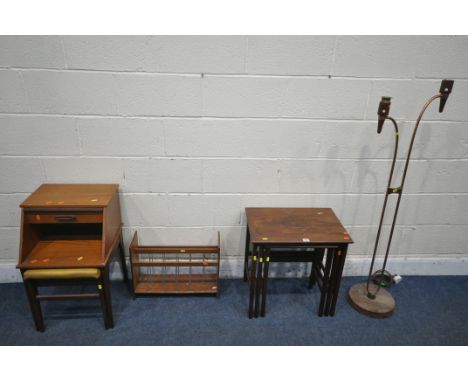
1 36 468 281
78 118 165 156
0 116 80 155
246 36 335 75
202 76 371 118
0 36 66 69
63 36 246 74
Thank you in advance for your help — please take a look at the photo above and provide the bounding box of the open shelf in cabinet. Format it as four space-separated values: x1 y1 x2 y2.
18 220 104 269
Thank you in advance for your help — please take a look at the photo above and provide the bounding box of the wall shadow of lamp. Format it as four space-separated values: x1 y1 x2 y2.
348 79 454 318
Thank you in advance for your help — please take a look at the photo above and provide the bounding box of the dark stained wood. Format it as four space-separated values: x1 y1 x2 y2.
243 224 250 281
246 208 353 244
245 207 353 318
36 293 100 300
260 248 270 317
248 244 258 319
328 245 348 316
318 248 334 317
101 267 114 328
254 248 263 318
215 231 221 296
309 248 324 288
17 184 125 331
23 279 44 332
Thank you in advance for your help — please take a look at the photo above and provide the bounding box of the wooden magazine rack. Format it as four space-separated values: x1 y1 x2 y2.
130 231 220 295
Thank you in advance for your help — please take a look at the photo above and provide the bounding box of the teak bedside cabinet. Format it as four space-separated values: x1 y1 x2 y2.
16 184 128 331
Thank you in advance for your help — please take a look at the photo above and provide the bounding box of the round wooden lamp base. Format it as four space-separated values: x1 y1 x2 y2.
348 283 395 318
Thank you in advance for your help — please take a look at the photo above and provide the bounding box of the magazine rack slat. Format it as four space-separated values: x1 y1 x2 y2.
130 231 220 295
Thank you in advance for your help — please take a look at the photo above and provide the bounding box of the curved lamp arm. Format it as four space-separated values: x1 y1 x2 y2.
366 101 399 297
366 80 454 298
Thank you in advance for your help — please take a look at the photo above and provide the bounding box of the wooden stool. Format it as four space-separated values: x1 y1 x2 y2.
22 267 115 332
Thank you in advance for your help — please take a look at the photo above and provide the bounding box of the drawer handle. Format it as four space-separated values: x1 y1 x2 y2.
55 215 76 222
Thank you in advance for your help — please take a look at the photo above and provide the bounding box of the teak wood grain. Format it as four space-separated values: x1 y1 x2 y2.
20 184 119 209
246 207 354 244
17 184 128 331
17 184 122 269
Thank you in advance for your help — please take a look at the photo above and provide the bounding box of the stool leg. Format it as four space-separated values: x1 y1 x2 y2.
23 279 45 332
118 233 129 283
100 270 114 329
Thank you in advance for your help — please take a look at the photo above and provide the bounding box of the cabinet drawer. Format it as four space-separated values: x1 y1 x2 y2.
25 211 103 224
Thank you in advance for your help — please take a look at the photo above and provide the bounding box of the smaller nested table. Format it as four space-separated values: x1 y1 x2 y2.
244 208 353 318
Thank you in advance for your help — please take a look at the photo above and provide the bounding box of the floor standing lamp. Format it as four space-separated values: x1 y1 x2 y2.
348 79 454 318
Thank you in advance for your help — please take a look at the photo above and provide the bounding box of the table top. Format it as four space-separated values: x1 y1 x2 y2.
246 207 353 244
21 184 119 209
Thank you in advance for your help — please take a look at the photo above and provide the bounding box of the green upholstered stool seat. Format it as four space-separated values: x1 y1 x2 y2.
23 268 101 280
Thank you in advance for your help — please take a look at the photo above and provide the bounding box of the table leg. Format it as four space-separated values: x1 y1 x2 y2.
324 248 339 316
248 244 258 319
243 225 250 282
254 246 264 318
318 247 334 317
329 244 348 316
309 248 324 289
260 248 270 317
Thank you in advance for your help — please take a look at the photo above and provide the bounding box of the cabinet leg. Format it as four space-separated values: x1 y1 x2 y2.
24 279 45 332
